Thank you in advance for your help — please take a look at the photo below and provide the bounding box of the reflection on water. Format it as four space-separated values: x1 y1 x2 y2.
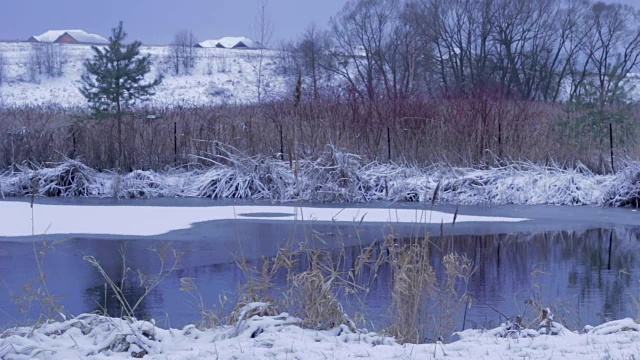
1 227 639 339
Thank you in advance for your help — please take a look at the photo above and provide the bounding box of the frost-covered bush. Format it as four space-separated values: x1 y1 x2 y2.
19 159 99 197
118 170 165 198
605 161 640 207
433 162 610 206
190 145 294 200
299 145 378 202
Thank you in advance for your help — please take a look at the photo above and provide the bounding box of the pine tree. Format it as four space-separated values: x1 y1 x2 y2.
80 21 162 167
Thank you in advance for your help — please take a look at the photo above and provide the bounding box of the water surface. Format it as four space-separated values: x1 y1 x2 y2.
2 223 639 340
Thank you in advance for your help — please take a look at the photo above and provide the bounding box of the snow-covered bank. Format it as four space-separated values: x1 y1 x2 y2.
2 308 640 359
1 148 639 207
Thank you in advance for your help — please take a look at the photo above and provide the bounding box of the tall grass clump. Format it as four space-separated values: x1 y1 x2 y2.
291 249 356 330
386 236 436 343
191 143 294 200
18 159 98 197
606 160 640 207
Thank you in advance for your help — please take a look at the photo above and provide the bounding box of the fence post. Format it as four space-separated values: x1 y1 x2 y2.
387 126 391 161
11 135 15 172
72 129 77 159
174 121 178 166
279 125 285 161
498 122 502 158
609 122 614 173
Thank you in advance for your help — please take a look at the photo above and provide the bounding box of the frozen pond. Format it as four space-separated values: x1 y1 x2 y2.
1 198 639 338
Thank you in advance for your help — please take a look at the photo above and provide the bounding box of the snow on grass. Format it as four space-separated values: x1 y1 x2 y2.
2 310 640 359
2 147 637 208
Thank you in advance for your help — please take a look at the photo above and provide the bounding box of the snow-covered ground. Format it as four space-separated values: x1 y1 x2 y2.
0 42 290 107
2 305 640 359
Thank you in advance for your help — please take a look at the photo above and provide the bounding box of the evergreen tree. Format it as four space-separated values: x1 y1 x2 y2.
80 21 161 114
80 21 162 167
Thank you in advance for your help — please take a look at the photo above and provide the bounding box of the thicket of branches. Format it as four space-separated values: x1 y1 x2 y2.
273 0 640 170
167 30 198 76
26 43 67 82
287 0 640 104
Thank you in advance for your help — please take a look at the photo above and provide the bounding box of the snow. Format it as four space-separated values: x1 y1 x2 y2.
196 39 220 48
0 151 637 207
2 311 640 359
218 36 257 48
31 30 108 44
0 42 287 107
197 36 257 49
0 201 526 237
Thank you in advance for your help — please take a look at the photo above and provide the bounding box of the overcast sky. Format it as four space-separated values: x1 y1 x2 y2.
0 0 346 45
1 0 639 45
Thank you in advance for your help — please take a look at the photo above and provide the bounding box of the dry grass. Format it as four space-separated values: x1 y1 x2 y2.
83 244 183 321
228 225 481 344
386 236 436 343
1 96 637 171
4 146 633 206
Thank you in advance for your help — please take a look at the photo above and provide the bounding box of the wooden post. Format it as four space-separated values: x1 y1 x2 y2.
609 123 615 173
387 126 391 161
498 122 502 158
279 125 284 161
174 121 178 166
72 129 77 159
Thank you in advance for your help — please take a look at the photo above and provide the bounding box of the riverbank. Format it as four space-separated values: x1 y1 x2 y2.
1 148 639 208
2 306 640 359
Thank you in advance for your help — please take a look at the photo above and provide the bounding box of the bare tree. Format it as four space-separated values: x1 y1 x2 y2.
296 23 333 98
168 30 198 75
326 0 399 105
251 0 274 102
577 2 640 105
26 43 66 82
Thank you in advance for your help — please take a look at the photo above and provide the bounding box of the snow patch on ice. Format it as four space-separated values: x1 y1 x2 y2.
0 201 527 237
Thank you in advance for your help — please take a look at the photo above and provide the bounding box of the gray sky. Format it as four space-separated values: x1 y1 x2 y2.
1 0 639 45
0 0 347 45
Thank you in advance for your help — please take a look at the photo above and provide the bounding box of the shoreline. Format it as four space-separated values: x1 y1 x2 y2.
2 309 640 359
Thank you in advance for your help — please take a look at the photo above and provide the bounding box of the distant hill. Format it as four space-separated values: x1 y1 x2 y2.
0 42 290 108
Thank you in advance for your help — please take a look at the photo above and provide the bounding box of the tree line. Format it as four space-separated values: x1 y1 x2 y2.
288 0 640 106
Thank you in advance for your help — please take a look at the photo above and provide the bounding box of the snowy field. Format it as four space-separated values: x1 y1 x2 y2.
2 305 640 359
0 42 289 107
